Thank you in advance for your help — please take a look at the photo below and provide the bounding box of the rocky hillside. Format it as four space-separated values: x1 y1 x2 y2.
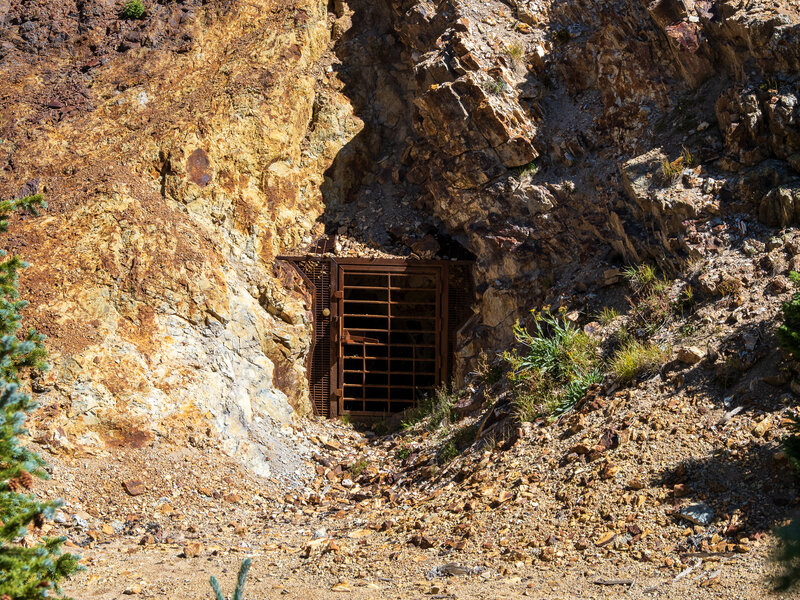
3 0 800 597
325 0 800 368
0 0 362 473
2 0 800 507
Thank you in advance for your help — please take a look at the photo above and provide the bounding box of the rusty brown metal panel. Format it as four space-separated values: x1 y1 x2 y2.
280 257 332 418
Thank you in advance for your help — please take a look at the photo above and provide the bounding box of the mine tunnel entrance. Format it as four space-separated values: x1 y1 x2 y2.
279 254 474 420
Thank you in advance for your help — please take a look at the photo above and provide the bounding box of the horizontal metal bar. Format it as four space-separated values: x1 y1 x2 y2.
343 286 437 292
343 328 436 333
340 410 414 417
344 385 435 390
343 300 437 306
343 357 437 362
343 316 438 322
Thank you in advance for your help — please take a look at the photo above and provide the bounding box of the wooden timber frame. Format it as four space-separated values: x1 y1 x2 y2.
277 255 474 420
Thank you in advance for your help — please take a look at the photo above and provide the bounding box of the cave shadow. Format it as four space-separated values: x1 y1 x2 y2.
319 0 424 251
318 0 475 260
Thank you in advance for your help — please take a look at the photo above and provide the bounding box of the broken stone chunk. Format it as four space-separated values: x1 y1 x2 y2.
122 479 146 496
680 502 714 526
677 346 704 365
595 531 616 547
182 541 204 558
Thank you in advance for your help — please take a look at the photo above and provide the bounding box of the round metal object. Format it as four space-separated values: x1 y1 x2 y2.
322 308 331 317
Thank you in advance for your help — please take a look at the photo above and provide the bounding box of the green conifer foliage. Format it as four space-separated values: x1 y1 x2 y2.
0 193 80 599
775 411 800 590
777 272 800 360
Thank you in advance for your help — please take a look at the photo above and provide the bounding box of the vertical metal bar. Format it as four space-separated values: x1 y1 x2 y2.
440 264 450 387
331 258 341 418
384 271 389 414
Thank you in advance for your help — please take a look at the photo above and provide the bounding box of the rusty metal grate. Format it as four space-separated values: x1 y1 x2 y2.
338 265 441 415
278 256 474 419
290 258 333 417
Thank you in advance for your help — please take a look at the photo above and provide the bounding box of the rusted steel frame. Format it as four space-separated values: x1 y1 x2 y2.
277 254 475 418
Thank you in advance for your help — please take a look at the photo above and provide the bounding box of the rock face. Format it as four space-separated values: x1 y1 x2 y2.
2 0 800 467
0 0 356 472
319 0 800 364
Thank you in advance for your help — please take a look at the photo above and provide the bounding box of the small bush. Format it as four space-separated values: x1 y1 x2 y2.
517 160 539 179
482 77 509 95
349 458 368 477
624 265 672 334
437 441 458 464
120 0 145 19
0 193 80 600
596 306 619 325
673 285 694 316
760 77 779 93
505 308 601 420
658 156 683 185
623 264 657 292
681 145 695 167
402 383 457 431
505 42 525 68
611 323 632 349
451 423 477 449
610 340 670 382
472 350 502 386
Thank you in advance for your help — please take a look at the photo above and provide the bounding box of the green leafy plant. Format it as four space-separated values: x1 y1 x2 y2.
775 413 800 590
0 194 80 599
623 265 672 334
120 0 145 19
774 278 800 589
609 340 670 383
437 441 458 464
349 458 368 477
516 160 539 179
505 308 601 421
472 350 502 386
210 558 251 600
760 77 779 93
673 285 694 316
623 264 657 293
371 420 389 436
451 423 477 449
